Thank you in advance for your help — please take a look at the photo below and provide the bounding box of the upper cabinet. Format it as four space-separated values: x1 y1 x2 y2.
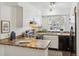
11 6 23 28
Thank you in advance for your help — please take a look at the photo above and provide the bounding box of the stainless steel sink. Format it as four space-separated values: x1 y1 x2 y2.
15 40 31 46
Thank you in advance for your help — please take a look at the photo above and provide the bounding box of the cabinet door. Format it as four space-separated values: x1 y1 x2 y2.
43 35 58 49
11 6 23 28
0 45 4 56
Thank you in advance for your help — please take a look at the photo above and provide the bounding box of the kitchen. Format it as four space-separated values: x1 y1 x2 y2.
0 2 77 56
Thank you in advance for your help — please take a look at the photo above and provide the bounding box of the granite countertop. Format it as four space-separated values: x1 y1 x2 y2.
0 37 51 50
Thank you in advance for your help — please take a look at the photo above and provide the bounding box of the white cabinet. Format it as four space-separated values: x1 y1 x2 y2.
43 35 58 49
0 45 4 56
0 45 48 56
4 45 48 56
11 6 23 28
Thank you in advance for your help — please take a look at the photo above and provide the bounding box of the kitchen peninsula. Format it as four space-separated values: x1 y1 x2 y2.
0 37 51 56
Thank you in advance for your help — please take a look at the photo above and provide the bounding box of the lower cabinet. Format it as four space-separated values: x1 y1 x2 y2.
43 35 58 49
0 45 4 56
0 45 48 56
4 45 48 56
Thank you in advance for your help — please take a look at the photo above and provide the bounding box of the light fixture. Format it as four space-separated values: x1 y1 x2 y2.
52 2 56 8
49 2 56 11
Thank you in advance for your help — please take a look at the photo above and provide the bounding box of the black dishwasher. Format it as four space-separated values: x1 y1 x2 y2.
59 36 70 51
59 35 75 52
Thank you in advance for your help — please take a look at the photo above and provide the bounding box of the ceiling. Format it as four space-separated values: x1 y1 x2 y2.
1 2 76 15
2 2 74 11
28 2 74 15
28 2 73 10
1 2 20 7
1 2 74 11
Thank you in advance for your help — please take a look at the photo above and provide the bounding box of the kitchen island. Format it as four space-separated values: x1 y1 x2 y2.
0 37 51 56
